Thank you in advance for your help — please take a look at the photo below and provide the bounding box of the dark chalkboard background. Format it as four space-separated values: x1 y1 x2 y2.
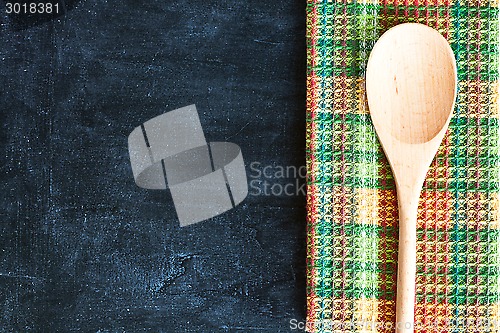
0 1 306 332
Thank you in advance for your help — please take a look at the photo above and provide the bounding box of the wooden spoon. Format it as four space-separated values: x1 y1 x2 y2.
366 23 457 332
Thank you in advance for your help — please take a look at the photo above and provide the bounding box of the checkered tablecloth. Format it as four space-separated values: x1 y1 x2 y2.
306 0 499 331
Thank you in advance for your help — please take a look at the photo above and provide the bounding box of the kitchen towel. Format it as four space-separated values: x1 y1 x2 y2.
306 0 499 331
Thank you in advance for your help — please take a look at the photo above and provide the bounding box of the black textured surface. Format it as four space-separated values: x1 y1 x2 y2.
0 1 306 332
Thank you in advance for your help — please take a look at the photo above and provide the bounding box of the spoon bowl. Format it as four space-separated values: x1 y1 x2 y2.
366 23 457 332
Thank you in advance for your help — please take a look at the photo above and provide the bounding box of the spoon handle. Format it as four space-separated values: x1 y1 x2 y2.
396 188 419 332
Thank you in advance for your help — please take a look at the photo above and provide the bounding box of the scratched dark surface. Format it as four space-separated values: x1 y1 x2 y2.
0 0 306 332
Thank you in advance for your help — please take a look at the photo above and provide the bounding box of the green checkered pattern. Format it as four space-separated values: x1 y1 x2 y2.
306 0 500 331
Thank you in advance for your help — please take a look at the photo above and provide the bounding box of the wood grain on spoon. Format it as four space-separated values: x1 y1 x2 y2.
366 23 457 332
